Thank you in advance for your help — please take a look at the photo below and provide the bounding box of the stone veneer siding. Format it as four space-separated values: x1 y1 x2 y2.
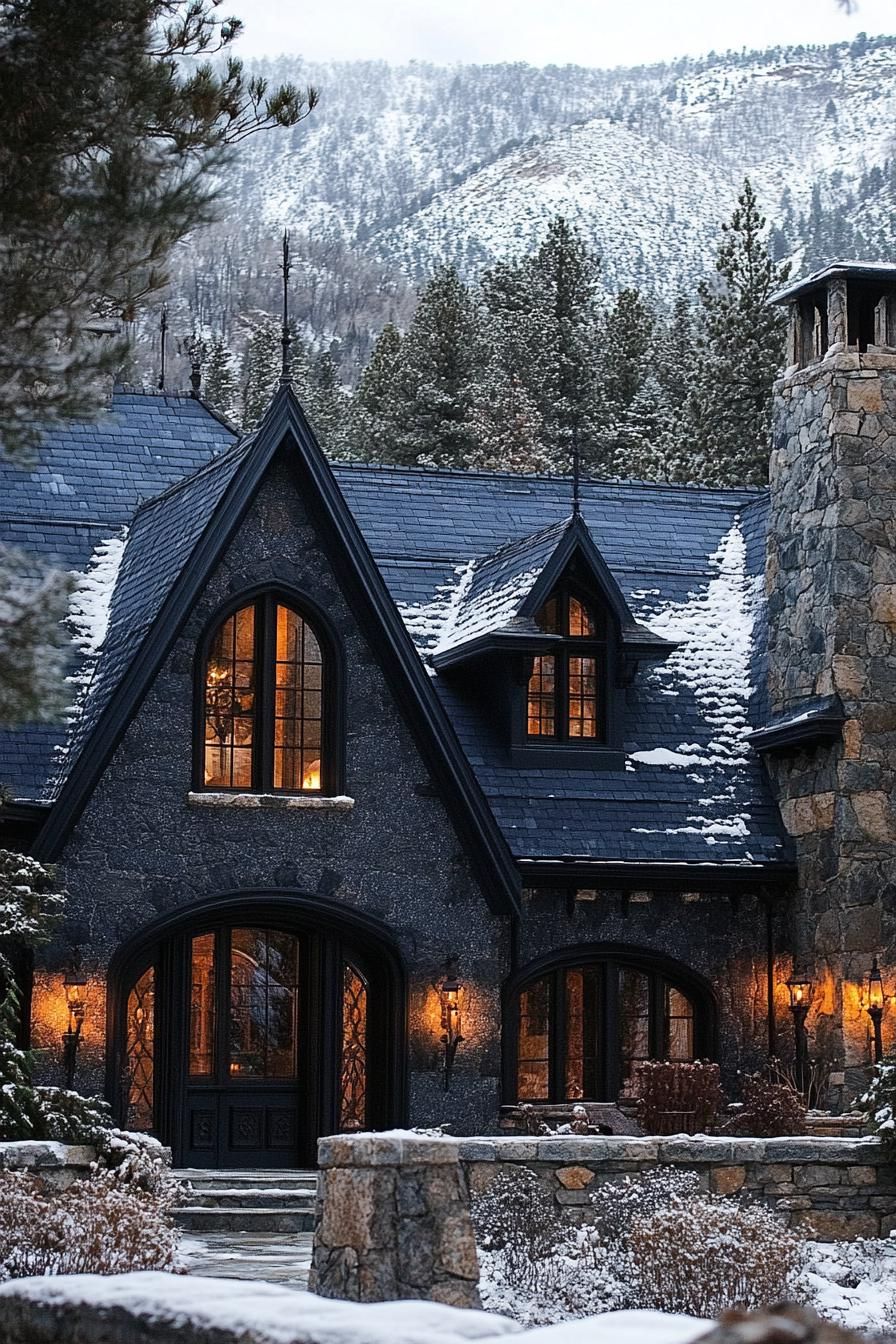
461 1134 896 1241
766 351 896 1092
41 458 508 1133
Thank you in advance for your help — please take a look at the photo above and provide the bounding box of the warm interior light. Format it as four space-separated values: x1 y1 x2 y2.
302 759 321 791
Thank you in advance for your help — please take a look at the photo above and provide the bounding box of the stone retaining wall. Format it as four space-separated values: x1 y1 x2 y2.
310 1133 481 1307
0 1141 97 1189
459 1135 895 1241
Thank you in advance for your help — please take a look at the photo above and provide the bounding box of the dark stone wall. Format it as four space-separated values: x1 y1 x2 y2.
517 886 779 1094
41 459 509 1133
766 352 896 1093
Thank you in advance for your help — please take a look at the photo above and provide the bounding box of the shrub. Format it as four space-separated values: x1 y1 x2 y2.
0 1170 179 1280
473 1165 805 1325
859 1058 896 1150
725 1072 807 1137
626 1188 805 1317
635 1060 725 1134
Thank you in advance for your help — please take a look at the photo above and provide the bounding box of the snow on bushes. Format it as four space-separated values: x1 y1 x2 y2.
472 1166 806 1325
0 1169 178 1279
859 1058 896 1150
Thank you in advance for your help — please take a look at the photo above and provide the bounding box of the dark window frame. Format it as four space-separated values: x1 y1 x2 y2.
526 581 608 745
193 587 344 796
504 947 715 1104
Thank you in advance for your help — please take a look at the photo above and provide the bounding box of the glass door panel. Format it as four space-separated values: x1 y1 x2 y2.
564 965 601 1099
125 966 155 1130
229 928 299 1079
517 976 550 1100
340 962 368 1131
189 933 216 1078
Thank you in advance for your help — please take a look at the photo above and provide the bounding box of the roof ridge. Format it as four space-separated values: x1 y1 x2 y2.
131 437 252 518
331 458 768 496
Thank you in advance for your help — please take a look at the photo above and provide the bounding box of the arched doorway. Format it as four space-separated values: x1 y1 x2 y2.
109 894 405 1167
505 945 716 1104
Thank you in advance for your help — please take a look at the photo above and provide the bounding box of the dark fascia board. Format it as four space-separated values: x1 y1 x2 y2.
431 629 563 673
748 698 845 754
770 261 896 307
35 386 521 917
619 624 678 662
517 858 797 893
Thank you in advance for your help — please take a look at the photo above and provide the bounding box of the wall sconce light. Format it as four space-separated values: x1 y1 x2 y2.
787 971 812 1096
866 958 886 1064
62 969 89 1091
439 959 464 1092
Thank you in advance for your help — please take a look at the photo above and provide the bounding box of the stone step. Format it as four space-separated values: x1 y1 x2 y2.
177 1188 317 1210
172 1168 317 1188
174 1204 316 1233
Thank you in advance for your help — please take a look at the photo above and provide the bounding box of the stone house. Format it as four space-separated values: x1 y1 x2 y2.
0 260 892 1167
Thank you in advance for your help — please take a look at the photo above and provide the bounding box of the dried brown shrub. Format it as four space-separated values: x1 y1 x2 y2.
635 1060 725 1134
0 1170 179 1279
725 1073 807 1138
627 1193 805 1317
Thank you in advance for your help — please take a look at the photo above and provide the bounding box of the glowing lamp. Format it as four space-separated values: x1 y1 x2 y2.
62 968 89 1090
439 959 464 1092
787 976 811 1012
302 759 322 791
866 958 886 1064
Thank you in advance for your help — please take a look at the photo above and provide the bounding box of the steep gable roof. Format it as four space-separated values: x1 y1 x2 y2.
0 388 238 801
34 389 521 915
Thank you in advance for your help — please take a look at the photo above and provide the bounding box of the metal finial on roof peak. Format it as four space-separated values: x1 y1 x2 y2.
157 308 168 391
280 230 293 387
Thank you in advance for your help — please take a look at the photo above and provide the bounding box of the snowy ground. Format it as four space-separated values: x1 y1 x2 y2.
479 1238 896 1337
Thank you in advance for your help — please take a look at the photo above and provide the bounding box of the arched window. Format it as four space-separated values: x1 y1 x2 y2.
513 955 709 1103
527 585 607 742
200 595 330 793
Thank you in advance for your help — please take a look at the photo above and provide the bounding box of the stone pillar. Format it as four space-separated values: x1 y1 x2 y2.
766 351 896 1094
309 1133 481 1308
827 277 848 350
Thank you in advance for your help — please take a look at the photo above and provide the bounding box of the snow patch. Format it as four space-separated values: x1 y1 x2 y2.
65 530 128 699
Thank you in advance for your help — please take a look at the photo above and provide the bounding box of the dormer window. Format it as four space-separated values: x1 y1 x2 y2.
527 586 606 743
199 594 334 794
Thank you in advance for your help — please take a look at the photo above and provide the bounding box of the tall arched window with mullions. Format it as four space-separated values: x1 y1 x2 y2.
198 593 338 794
527 584 607 743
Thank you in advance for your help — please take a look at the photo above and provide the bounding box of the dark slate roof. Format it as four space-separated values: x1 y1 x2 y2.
327 464 787 869
0 388 238 798
52 443 251 794
2 391 791 873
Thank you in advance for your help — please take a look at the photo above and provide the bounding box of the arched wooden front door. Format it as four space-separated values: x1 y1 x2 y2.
112 900 403 1168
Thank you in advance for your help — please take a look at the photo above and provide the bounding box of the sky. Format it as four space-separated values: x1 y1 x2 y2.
229 0 895 67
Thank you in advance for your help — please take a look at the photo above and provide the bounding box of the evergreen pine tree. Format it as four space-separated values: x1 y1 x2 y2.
0 547 71 724
386 266 483 466
465 368 550 473
354 324 404 458
689 179 790 486
482 217 602 471
241 317 283 429
306 351 351 458
202 338 241 425
0 0 316 462
595 288 656 474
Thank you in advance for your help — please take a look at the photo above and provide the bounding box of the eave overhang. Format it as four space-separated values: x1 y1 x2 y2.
517 857 797 893
431 629 563 673
748 695 845 754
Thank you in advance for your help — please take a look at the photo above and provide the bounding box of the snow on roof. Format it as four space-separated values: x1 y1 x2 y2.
626 521 762 847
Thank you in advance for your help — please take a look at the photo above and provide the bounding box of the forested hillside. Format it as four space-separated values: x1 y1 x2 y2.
133 34 896 484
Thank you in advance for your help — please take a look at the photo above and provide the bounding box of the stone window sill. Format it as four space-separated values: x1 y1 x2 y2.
186 791 355 811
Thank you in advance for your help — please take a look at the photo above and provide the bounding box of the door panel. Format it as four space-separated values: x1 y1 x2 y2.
118 908 396 1168
183 926 302 1167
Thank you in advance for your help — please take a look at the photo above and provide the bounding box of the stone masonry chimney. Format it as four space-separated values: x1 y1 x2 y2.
764 262 896 1095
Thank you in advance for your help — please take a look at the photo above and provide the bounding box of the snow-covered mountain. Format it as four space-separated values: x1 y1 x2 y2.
161 36 896 369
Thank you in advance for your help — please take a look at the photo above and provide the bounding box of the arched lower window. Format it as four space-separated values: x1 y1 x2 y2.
514 956 706 1103
527 585 607 742
201 595 328 793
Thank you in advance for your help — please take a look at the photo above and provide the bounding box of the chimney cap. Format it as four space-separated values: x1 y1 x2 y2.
770 260 896 306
